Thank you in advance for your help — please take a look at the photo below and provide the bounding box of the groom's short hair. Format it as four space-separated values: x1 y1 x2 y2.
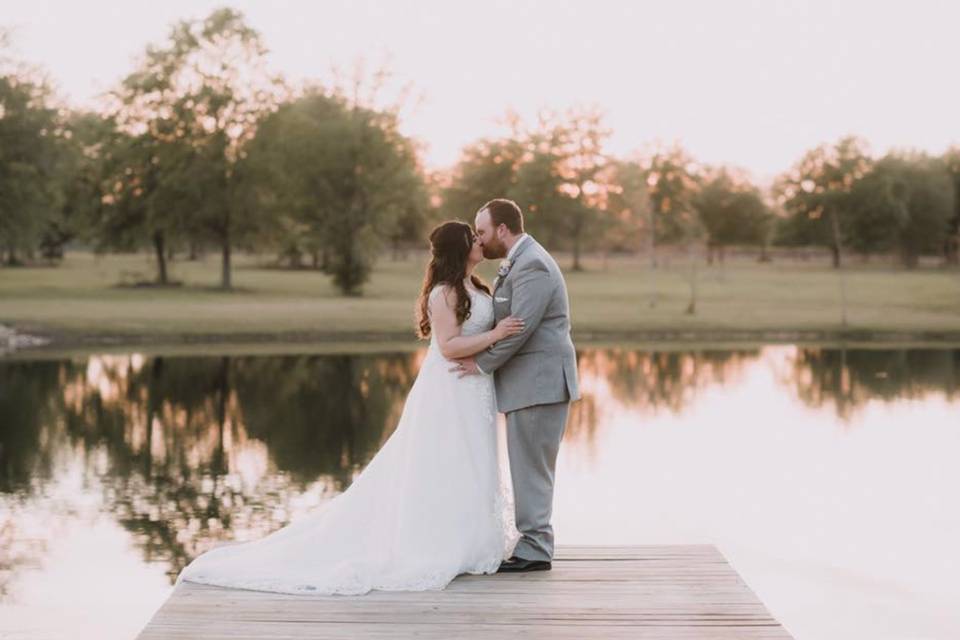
480 198 524 234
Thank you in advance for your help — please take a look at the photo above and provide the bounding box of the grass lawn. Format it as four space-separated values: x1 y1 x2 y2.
1 250 959 346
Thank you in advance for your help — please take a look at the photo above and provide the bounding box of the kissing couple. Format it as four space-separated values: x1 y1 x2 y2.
176 198 580 595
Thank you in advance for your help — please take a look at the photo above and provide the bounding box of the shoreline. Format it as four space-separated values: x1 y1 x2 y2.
5 251 960 357
5 323 960 359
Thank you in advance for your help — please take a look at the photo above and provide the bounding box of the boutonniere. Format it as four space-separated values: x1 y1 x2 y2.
497 258 512 278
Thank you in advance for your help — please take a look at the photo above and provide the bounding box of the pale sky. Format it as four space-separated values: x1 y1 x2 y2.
3 0 959 181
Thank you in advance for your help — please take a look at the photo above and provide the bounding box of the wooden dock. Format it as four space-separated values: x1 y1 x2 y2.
137 545 793 639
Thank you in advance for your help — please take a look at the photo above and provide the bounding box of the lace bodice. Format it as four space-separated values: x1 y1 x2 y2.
424 282 497 422
428 284 494 348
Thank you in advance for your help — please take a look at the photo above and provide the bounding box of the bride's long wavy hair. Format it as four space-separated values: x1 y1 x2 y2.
416 221 491 339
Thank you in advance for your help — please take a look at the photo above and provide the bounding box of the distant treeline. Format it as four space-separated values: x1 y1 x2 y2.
1 9 958 294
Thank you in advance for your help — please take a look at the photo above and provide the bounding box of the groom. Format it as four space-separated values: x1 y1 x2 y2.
454 198 580 573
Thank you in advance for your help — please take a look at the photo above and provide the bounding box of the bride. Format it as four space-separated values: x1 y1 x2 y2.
175 221 523 595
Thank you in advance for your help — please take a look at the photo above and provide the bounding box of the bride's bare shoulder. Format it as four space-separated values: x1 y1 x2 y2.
427 284 458 313
429 283 452 300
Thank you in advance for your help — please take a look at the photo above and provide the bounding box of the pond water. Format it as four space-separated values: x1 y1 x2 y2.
1 345 958 639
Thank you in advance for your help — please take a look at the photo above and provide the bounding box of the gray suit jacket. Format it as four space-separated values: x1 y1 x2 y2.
475 236 580 413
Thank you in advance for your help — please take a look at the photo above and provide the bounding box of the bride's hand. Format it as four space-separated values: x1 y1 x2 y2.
494 315 524 340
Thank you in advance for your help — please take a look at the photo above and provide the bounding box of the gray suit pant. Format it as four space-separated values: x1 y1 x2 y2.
506 400 569 562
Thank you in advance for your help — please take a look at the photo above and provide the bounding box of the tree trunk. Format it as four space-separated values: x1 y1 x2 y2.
900 247 919 269
219 184 233 288
646 210 657 308
572 232 583 271
213 356 230 475
221 239 232 289
827 210 849 326
828 209 844 269
945 234 959 265
829 244 840 268
144 356 164 474
685 242 698 315
758 244 771 263
686 242 697 315
152 231 168 285
341 228 361 295
286 246 303 269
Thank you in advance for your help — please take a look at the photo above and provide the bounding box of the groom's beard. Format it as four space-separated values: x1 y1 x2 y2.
481 238 507 260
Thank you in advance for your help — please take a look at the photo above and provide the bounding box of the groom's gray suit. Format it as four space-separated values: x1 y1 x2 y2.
475 234 580 562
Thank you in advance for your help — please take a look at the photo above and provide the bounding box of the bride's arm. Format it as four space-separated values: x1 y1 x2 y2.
429 286 524 360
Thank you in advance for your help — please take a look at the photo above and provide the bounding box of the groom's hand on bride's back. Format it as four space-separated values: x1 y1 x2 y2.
450 357 480 378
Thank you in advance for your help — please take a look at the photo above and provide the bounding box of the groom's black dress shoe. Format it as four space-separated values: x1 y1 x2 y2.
497 556 552 573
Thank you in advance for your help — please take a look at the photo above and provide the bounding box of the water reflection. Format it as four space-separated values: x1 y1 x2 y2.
0 345 958 639
568 349 759 445
1 353 420 585
777 348 960 421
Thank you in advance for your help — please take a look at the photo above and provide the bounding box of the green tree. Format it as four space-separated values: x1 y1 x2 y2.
383 181 430 260
942 147 960 264
443 107 614 270
773 136 871 267
509 145 578 251
602 159 656 304
439 138 523 221
41 111 113 262
546 107 612 270
440 131 575 250
246 89 427 294
773 137 872 326
641 144 702 247
603 159 652 254
637 144 705 313
693 168 773 263
93 119 188 284
0 65 62 265
105 8 287 288
847 152 954 267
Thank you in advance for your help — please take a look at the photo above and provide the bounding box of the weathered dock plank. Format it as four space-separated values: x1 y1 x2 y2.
137 545 793 639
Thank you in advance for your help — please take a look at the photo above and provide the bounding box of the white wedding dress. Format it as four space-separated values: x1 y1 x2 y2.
175 284 517 595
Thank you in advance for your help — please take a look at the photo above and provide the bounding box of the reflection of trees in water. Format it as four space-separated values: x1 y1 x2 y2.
0 352 418 584
567 348 759 443
233 354 417 488
51 355 263 580
0 360 79 594
0 360 64 492
3 346 958 585
783 347 960 421
568 347 960 436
